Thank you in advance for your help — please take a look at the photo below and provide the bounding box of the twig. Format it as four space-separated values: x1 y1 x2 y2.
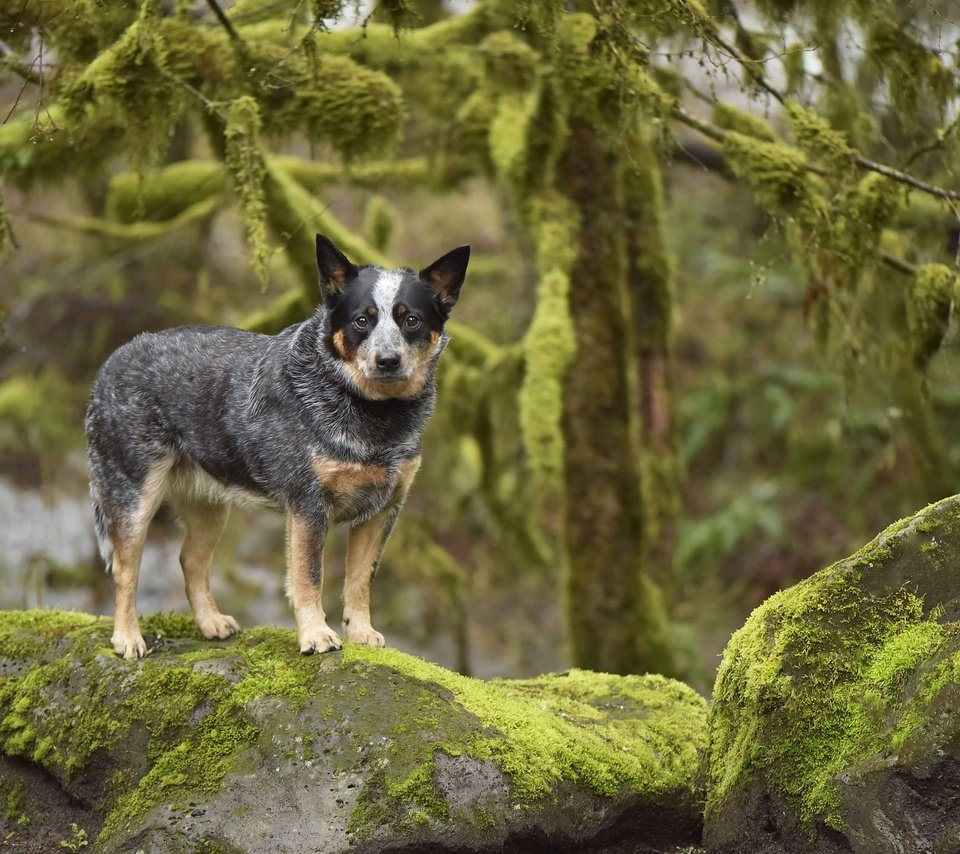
880 251 918 276
205 0 243 45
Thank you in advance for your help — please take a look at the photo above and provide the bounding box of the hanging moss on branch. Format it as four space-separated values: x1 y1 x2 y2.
519 194 580 483
827 172 905 283
62 0 185 172
362 195 396 252
906 264 956 370
266 53 406 161
722 131 828 226
224 96 271 283
784 100 855 175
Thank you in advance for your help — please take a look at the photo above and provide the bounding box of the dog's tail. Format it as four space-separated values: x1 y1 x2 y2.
91 486 114 574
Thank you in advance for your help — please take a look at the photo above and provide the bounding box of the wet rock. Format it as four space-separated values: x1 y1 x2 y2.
0 610 707 853
705 494 960 853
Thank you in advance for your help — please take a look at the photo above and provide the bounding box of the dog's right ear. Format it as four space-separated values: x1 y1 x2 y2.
316 234 359 302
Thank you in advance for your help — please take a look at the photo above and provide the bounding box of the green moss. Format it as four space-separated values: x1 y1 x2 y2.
101 626 326 841
344 645 707 807
271 51 405 161
363 195 396 252
906 263 956 369
0 611 706 848
107 162 227 223
722 131 828 226
4 780 28 823
488 91 540 183
867 20 954 115
224 97 270 284
479 31 541 93
519 194 580 482
140 612 205 640
712 102 777 141
0 190 12 260
0 372 84 456
785 100 855 173
834 172 905 270
62 0 186 171
708 495 960 832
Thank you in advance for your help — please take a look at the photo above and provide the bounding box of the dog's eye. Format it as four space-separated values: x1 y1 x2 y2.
404 315 421 330
353 316 369 330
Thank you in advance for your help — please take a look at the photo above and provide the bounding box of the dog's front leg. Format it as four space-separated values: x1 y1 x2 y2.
286 510 342 654
343 457 421 647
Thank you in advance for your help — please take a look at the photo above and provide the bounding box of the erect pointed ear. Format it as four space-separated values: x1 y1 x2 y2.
419 245 470 311
316 234 359 301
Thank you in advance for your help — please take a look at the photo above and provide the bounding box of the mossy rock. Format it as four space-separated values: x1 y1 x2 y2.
705 494 960 853
0 610 707 853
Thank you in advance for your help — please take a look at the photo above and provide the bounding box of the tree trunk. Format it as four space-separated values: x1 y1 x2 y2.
560 119 677 677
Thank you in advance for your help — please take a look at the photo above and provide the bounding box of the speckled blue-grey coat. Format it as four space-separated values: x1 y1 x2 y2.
85 235 469 659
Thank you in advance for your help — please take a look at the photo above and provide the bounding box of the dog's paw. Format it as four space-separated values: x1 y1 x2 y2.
299 625 342 655
112 631 149 660
345 622 385 647
197 612 241 641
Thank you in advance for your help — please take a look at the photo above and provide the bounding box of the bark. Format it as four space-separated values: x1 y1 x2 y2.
559 119 676 677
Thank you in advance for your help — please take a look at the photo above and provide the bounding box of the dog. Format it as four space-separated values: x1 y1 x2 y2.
85 234 469 659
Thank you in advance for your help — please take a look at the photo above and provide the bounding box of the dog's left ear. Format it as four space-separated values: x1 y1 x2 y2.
420 245 470 311
316 234 359 302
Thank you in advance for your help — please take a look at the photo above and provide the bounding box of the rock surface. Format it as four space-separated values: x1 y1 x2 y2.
705 494 960 853
0 610 707 853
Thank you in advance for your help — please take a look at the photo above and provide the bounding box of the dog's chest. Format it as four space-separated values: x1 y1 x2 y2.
313 455 397 521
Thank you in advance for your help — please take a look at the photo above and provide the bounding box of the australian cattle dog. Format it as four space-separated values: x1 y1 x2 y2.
85 235 469 659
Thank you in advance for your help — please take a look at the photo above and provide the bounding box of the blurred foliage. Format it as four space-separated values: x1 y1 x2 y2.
1 0 960 682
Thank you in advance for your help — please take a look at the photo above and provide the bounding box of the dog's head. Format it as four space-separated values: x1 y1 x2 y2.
315 234 470 401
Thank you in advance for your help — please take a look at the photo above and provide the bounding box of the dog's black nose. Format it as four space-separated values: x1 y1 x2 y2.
376 352 402 371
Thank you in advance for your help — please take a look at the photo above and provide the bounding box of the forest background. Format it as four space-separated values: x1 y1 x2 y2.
0 0 958 692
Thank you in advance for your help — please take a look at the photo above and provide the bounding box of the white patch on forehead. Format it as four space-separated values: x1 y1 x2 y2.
372 269 403 314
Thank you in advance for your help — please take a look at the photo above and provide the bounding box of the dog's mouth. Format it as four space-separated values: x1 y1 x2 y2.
362 363 413 383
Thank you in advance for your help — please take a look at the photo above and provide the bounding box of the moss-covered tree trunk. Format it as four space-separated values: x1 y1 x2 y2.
560 119 676 677
626 135 681 601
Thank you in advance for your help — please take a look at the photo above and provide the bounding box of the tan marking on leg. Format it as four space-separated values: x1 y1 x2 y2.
111 457 172 660
287 511 341 654
343 456 420 646
175 500 239 640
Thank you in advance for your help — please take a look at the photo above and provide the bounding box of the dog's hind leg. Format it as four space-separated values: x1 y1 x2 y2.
109 458 173 659
174 500 239 640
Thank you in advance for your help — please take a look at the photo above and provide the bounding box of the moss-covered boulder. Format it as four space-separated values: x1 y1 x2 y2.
705 494 960 853
0 610 707 853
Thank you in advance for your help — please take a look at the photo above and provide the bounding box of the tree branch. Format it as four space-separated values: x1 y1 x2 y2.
676 1 960 205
